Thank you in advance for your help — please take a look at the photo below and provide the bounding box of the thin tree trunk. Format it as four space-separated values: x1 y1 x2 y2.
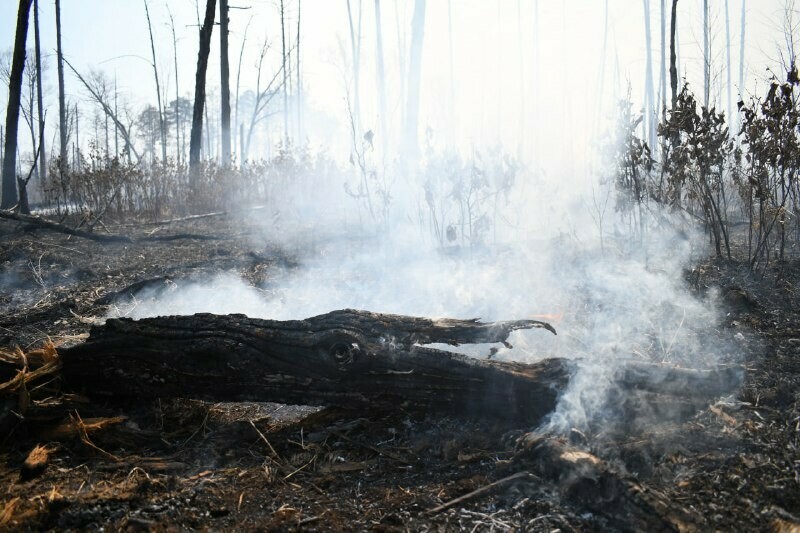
1 0 33 209
168 8 181 165
144 0 167 163
296 0 302 143
659 0 666 117
517 0 525 158
280 0 289 146
643 0 655 149
703 0 709 108
189 0 217 174
219 0 232 166
234 17 252 164
738 0 746 103
670 0 678 110
55 0 67 172
725 0 732 130
374 0 387 157
33 0 46 186
114 77 119 158
403 0 426 163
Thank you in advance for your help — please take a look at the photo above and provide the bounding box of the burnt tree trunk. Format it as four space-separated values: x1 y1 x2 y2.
56 310 743 426
189 0 217 176
60 311 566 425
1 0 33 209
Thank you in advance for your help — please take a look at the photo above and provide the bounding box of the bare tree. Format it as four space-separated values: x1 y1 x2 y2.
63 60 141 162
738 0 746 102
403 0 426 162
725 0 732 130
296 0 302 142
670 0 678 110
643 0 656 149
55 0 67 168
33 0 45 185
280 0 288 145
220 0 232 166
242 41 285 160
234 16 253 160
660 0 667 116
1 0 33 209
189 0 217 173
167 7 181 165
703 0 710 108
144 0 167 162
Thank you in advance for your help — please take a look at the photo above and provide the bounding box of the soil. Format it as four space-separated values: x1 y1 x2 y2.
0 215 798 532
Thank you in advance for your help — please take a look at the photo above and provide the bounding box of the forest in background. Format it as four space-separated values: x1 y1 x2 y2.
0 0 798 271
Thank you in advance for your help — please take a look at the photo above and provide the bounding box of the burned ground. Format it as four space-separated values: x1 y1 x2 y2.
0 216 798 532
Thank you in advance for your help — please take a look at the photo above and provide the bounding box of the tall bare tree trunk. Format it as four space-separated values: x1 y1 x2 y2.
703 0 709 108
33 0 46 186
219 0 231 166
517 0 525 158
55 0 67 170
403 0 426 163
189 0 217 175
296 0 302 142
168 8 181 165
670 0 678 110
374 0 387 157
725 0 732 130
1 0 33 209
114 77 119 158
144 0 167 163
234 17 252 164
659 0 666 117
738 0 746 103
280 0 289 146
643 0 655 149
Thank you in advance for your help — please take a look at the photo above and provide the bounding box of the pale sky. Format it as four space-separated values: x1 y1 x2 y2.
0 0 795 174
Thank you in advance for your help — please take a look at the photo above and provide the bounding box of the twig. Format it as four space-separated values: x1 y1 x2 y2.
249 419 283 463
426 471 532 515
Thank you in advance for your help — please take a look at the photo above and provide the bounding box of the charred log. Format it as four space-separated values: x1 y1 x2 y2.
58 311 568 425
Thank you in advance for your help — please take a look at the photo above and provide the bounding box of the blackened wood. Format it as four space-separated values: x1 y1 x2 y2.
58 310 568 425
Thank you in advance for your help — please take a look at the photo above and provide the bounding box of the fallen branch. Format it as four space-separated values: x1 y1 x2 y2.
0 209 132 242
427 471 533 514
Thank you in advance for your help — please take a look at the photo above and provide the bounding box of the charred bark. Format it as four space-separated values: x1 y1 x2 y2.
189 0 217 174
59 311 566 425
1 0 33 209
56 310 742 426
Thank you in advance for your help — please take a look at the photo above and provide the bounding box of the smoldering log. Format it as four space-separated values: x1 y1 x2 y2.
58 310 568 425
55 310 743 425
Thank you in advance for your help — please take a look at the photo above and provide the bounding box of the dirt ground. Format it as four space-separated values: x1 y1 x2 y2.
0 215 798 532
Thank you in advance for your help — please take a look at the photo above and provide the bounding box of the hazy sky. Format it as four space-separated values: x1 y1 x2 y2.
1 0 795 174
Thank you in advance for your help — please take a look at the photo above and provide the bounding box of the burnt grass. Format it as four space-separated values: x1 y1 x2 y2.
0 215 798 532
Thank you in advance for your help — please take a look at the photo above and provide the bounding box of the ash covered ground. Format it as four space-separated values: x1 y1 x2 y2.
1 215 798 531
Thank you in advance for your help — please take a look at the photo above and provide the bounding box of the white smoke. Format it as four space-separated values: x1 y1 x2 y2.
110 172 741 434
